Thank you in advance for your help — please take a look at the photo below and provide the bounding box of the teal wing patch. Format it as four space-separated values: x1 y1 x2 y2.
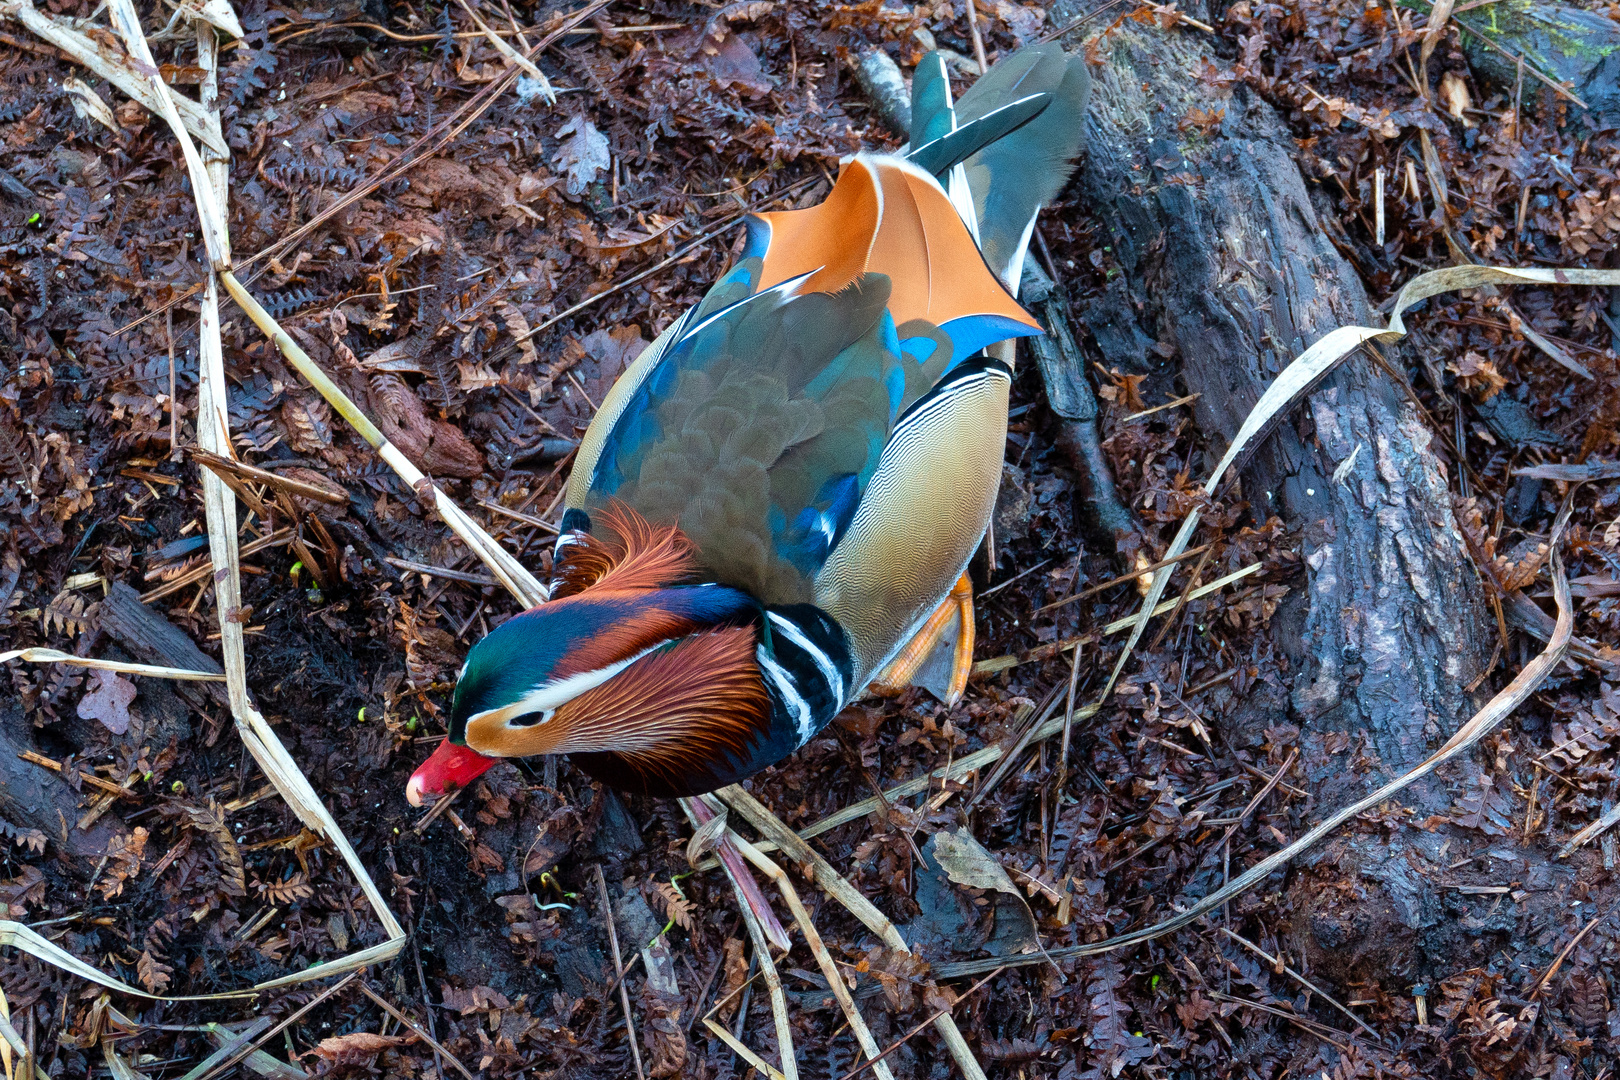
582 273 947 605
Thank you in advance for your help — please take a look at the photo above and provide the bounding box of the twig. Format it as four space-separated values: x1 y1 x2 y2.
1530 905 1614 998
191 972 360 1080
1217 928 1379 1038
412 789 466 834
836 967 1004 1080
595 865 647 1080
189 449 348 504
1121 392 1200 423
268 18 682 44
1035 542 1216 613
970 684 1064 808
15 751 142 799
385 558 500 588
719 815 895 1080
139 528 293 604
1206 991 1351 1053
452 0 554 102
1559 801 1620 858
479 499 561 534
964 0 988 73
718 786 990 1080
1147 541 1216 650
357 981 476 1080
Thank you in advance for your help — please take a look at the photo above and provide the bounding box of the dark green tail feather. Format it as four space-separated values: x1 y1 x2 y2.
909 52 956 147
954 44 1091 286
904 93 1053 177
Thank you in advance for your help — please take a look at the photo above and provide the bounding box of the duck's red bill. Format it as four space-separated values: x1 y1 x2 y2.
406 741 498 807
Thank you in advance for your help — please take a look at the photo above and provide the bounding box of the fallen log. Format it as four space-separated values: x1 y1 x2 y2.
1054 4 1565 987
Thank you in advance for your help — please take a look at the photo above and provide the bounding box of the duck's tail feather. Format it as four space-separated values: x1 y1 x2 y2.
908 45 1091 293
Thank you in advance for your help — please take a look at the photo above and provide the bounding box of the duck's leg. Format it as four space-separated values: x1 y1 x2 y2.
870 573 976 704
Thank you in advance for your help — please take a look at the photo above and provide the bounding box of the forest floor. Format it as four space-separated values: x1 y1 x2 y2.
2 0 1620 1077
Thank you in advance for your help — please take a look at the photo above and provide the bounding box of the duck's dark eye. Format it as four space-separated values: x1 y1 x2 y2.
511 709 552 728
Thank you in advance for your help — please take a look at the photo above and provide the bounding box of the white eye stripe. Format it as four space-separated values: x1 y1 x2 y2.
487 639 679 727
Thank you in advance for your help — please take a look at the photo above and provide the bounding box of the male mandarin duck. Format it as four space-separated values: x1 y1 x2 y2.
407 45 1091 804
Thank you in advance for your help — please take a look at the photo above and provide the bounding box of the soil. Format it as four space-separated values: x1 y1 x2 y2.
2 0 1620 1078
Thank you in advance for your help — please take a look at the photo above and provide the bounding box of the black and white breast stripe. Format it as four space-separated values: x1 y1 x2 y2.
895 355 1012 433
757 604 854 748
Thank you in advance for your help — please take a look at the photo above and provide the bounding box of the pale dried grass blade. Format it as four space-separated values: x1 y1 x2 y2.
1557 800 1620 858
681 800 797 1080
0 0 229 156
951 497 1577 970
722 829 896 1080
220 275 548 608
717 786 990 1080
1 648 225 681
453 0 555 101
7 0 412 1002
104 0 228 265
0 922 254 1001
1099 264 1620 705
1419 0 1454 73
703 1019 787 1080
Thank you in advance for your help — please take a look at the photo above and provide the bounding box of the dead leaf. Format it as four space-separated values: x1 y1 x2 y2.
0 865 47 915
933 829 1064 980
136 950 172 994
78 670 137 735
990 0 1045 44
1441 71 1473 126
697 33 773 98
440 984 511 1014
63 77 118 133
934 827 1021 898
306 1032 414 1065
554 114 610 195
1450 350 1508 400
98 827 149 899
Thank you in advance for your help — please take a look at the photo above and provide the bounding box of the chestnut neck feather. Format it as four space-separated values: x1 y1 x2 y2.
558 627 772 796
552 502 697 599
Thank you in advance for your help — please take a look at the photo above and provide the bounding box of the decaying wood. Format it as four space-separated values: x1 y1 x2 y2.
1058 3 1530 984
1022 260 1141 545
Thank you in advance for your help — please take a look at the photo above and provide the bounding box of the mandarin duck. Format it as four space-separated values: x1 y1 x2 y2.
407 44 1091 804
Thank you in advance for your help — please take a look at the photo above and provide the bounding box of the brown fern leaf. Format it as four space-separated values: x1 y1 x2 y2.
307 1032 414 1065
181 803 246 895
280 392 333 454
254 870 315 905
646 880 694 932
0 819 46 853
0 865 46 914
1566 970 1609 1032
1547 708 1620 769
136 949 173 994
98 826 150 899
1562 187 1620 256
41 589 91 636
1494 539 1549 593
144 911 181 956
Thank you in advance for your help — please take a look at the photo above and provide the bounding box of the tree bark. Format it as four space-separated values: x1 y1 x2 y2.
1053 6 1532 986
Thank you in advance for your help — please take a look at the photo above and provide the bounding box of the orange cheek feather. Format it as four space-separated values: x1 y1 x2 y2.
405 741 499 807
